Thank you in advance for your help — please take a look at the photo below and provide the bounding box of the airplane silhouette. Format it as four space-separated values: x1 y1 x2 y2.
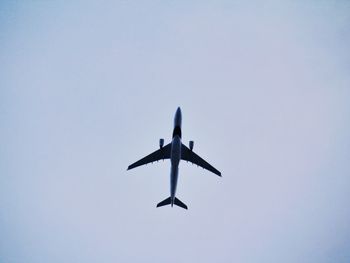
127 107 221 209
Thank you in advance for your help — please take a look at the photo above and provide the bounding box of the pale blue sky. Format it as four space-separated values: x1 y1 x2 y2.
1 1 350 262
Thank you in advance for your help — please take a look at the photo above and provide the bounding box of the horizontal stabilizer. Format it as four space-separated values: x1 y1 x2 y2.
174 197 188 210
156 197 172 208
156 197 188 209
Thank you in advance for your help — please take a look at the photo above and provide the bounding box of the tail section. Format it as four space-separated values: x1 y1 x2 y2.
174 197 188 210
156 197 172 208
156 197 188 210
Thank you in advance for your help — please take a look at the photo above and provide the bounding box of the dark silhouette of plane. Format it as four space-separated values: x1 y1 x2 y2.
127 107 221 209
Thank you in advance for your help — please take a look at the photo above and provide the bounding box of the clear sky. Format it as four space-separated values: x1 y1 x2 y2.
1 1 350 262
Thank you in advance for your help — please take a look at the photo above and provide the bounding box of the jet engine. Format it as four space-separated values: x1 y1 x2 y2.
189 141 194 151
159 138 164 149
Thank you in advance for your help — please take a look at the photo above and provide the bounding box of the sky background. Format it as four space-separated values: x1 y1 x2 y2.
1 1 350 262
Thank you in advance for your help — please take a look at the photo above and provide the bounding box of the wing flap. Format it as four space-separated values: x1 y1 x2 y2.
127 143 171 170
181 144 221 176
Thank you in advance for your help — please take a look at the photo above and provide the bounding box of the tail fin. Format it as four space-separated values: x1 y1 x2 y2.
156 197 188 210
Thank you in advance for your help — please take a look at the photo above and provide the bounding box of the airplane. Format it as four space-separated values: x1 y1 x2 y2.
127 107 221 210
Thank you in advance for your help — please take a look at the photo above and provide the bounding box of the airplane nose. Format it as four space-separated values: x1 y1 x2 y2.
176 107 182 119
174 107 182 127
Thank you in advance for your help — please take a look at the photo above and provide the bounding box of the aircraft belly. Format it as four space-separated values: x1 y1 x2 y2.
171 136 181 166
170 165 178 198
170 136 181 199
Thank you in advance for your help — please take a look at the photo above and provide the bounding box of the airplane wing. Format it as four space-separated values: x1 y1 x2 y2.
127 143 171 170
181 144 221 176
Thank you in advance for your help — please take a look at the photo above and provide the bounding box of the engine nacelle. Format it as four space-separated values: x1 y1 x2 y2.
159 138 164 149
189 140 194 151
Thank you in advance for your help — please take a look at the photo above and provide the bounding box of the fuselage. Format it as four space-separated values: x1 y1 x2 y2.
170 107 182 206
